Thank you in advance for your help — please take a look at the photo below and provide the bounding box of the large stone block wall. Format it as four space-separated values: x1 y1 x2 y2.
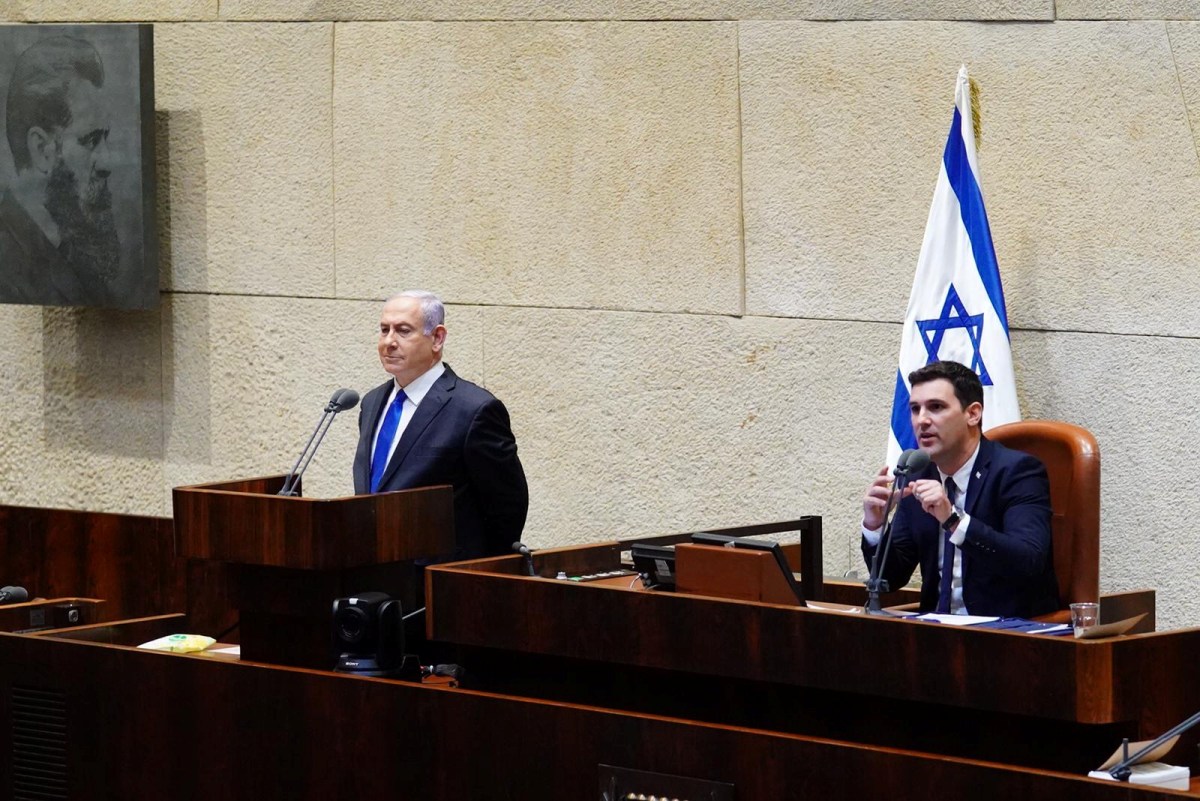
1 2 1198 628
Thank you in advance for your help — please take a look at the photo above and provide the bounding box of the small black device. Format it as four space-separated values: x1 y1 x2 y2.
0 585 29 605
631 543 677 591
53 602 82 627
689 532 806 606
332 591 408 677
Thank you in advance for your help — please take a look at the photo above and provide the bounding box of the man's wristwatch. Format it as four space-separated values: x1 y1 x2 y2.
941 509 961 532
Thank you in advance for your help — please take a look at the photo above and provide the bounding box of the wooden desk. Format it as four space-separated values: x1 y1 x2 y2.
0 617 1195 800
0 505 1191 798
0 504 235 636
426 543 1198 774
0 597 104 632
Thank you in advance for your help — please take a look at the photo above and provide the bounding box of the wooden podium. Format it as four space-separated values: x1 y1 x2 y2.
172 475 454 668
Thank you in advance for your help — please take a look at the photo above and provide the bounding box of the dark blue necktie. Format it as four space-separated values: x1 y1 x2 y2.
369 390 407 493
935 477 958 614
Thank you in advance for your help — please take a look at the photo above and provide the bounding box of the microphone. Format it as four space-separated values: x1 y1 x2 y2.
512 542 536 577
1106 708 1200 781
278 388 361 497
324 388 359 413
0 585 29 605
902 449 931 477
864 449 928 615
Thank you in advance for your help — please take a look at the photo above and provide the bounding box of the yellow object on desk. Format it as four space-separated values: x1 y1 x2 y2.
136 634 216 653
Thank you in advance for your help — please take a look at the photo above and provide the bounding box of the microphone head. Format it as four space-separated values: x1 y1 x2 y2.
0 585 28 604
511 541 533 556
895 449 914 473
905 449 932 474
325 388 360 413
334 388 360 411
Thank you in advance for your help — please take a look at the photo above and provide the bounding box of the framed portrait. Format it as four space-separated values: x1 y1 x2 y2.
0 24 156 309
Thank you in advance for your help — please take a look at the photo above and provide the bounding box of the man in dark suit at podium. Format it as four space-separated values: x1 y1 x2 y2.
353 290 528 560
861 361 1058 618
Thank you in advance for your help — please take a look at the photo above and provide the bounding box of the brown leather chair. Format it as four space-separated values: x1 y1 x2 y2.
985 420 1100 616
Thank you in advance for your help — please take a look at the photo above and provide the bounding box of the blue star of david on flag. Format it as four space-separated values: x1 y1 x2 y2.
915 284 993 386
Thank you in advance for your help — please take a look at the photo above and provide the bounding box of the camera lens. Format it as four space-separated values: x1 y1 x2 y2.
336 607 368 643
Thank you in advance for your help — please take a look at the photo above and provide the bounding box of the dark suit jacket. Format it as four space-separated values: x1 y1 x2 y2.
862 436 1059 618
353 364 529 560
0 189 109 306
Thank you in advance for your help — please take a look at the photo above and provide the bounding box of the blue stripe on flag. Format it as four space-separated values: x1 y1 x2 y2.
943 108 1010 335
890 370 916 451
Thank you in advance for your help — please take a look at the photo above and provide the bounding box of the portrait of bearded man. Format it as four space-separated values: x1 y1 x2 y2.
0 33 141 308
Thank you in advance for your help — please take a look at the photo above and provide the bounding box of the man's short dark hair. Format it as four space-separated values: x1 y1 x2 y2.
5 36 105 172
908 360 984 411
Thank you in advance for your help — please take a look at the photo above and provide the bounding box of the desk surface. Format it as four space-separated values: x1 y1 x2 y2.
426 543 1200 773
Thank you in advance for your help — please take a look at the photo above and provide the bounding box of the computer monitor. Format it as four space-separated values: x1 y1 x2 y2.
689 532 806 607
630 543 676 591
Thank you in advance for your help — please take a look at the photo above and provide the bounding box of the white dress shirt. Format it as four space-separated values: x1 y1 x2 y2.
371 360 447 472
862 441 982 614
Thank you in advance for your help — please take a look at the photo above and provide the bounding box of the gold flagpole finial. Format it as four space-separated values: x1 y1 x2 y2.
968 75 982 151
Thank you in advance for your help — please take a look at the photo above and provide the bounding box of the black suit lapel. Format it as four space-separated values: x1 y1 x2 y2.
376 366 457 490
964 436 993 516
355 381 394 492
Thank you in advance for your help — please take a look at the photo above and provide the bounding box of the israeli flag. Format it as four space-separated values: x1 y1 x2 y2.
888 66 1020 467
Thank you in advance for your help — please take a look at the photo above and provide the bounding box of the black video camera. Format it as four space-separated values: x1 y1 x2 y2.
331 592 406 677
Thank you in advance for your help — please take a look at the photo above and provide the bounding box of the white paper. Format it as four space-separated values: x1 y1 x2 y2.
914 613 1000 626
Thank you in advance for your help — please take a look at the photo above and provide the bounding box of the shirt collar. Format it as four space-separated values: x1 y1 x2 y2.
938 439 981 507
391 360 445 406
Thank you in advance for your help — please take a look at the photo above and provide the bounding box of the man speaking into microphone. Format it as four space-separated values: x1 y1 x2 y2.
860 360 1058 618
353 290 528 560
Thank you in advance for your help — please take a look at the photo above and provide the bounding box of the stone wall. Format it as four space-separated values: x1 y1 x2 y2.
1 2 1197 627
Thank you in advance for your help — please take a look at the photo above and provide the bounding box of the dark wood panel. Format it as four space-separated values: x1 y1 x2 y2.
426 554 1200 772
32 613 187 645
0 630 1188 801
821 576 922 607
0 504 235 638
617 517 825 601
1102 589 1157 633
172 477 455 569
0 598 103 632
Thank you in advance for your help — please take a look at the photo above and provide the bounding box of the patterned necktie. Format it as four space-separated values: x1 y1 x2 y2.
369 390 407 493
935 477 958 614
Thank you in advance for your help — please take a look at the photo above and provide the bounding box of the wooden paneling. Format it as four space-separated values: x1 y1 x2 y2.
427 551 1200 774
0 504 235 637
172 476 454 569
0 628 1190 801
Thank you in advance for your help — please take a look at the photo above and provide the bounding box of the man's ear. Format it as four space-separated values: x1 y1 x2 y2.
431 325 447 353
966 401 984 427
25 126 56 174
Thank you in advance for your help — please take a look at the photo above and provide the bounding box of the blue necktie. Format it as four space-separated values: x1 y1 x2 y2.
370 390 407 493
935 477 958 614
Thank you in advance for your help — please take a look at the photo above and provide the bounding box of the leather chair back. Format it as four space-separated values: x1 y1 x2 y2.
986 420 1100 609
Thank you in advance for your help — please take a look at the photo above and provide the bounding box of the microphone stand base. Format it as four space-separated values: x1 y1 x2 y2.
862 578 893 616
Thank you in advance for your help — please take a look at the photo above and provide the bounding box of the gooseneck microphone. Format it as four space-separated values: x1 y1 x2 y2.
278 388 361 497
863 449 930 615
0 585 29 605
1107 708 1200 781
512 542 536 576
